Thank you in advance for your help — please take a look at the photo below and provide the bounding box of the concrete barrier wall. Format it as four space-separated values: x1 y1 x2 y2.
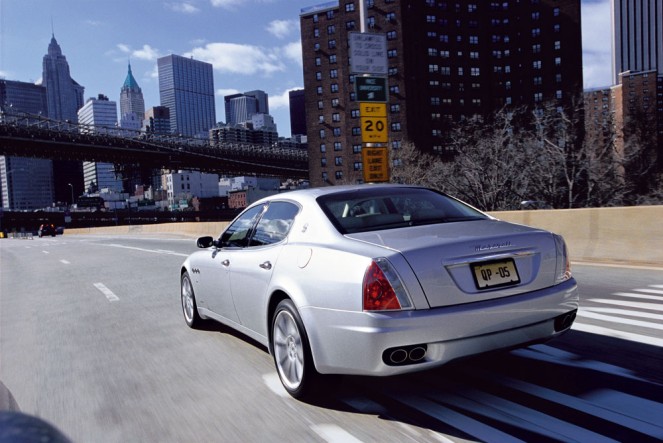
490 206 663 267
65 206 663 267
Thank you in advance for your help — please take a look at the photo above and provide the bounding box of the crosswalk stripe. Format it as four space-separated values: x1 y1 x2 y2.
577 310 663 330
580 307 663 321
633 288 663 295
587 298 663 312
613 291 663 301
573 322 663 347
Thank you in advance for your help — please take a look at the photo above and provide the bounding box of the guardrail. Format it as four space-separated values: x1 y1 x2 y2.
61 206 663 267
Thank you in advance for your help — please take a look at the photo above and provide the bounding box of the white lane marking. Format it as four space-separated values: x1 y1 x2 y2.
651 285 663 289
613 292 663 302
104 243 188 257
262 373 289 398
587 298 663 312
396 395 525 443
42 250 49 254
493 376 663 438
311 425 364 443
514 346 643 381
572 322 663 347
429 389 619 443
60 259 70 265
582 390 663 429
93 283 119 302
634 288 663 295
580 307 663 321
577 310 663 331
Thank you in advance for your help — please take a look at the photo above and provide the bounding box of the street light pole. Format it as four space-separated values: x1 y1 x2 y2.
68 183 74 207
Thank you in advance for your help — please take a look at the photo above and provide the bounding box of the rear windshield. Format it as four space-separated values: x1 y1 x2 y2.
317 187 487 234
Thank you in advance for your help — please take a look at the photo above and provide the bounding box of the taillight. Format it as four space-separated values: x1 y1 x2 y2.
363 258 413 311
553 234 572 284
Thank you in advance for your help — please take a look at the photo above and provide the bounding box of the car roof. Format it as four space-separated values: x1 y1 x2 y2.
254 184 423 205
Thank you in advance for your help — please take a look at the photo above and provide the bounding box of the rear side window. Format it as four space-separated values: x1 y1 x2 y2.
250 202 300 246
317 187 487 234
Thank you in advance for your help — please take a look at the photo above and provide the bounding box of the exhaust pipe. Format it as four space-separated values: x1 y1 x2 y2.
383 344 428 366
554 310 577 332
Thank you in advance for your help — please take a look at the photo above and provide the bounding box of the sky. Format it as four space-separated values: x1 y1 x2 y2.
0 0 613 138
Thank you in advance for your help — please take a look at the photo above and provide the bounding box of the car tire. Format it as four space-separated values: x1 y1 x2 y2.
272 299 320 399
181 271 203 329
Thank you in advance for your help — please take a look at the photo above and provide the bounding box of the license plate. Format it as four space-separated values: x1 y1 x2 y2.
471 259 520 290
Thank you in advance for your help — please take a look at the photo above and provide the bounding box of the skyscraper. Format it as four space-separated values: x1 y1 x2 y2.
288 89 307 136
0 80 54 210
119 62 145 130
300 0 583 186
225 94 258 125
611 0 663 84
157 54 216 137
41 34 85 204
244 90 269 115
78 95 123 193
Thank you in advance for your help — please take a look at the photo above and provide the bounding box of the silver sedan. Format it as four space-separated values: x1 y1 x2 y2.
180 185 578 399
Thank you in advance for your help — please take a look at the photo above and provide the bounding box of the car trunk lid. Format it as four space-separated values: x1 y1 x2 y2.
346 219 559 308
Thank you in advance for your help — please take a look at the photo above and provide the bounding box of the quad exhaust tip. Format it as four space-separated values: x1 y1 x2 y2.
554 310 577 332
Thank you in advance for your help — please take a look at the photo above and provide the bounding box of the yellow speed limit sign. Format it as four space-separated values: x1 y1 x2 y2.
361 116 388 143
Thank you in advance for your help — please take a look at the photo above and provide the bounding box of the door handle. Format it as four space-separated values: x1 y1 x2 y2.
259 261 272 270
221 259 230 267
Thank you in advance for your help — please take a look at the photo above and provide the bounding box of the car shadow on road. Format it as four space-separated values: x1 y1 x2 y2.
301 331 663 442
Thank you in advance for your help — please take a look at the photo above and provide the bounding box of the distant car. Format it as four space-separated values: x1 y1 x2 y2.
180 185 578 399
38 224 56 237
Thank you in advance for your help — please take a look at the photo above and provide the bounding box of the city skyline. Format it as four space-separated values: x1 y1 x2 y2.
0 0 612 137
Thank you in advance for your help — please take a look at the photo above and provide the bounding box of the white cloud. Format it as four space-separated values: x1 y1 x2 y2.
269 87 302 110
0 70 10 79
216 88 240 97
581 0 612 88
282 41 302 67
168 2 200 14
117 44 131 54
209 0 243 9
133 45 161 61
267 19 298 39
186 42 285 75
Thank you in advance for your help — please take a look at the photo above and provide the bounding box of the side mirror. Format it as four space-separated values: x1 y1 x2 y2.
196 236 215 248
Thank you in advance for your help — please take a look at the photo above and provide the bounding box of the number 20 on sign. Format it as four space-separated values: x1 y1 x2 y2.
361 116 388 143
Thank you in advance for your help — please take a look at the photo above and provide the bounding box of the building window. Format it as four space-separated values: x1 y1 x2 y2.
428 48 438 56
367 16 376 28
429 64 439 73
328 40 336 49
329 54 337 63
390 104 400 113
391 122 401 131
532 44 541 54
533 60 542 70
440 34 449 43
387 31 397 40
316 86 323 95
320 143 326 153
335 171 343 180
327 25 335 35
315 57 321 66
426 15 436 23
532 28 541 37
332 113 341 122
471 67 480 76
354 162 362 171
554 24 560 32
352 127 361 136
469 35 478 44
322 172 328 182
327 10 334 19
353 144 362 154
333 128 341 136
556 90 563 99
345 2 355 12
431 97 440 106
388 49 397 58
351 109 360 118
330 69 338 78
346 20 356 30
390 85 400 94
316 72 322 81
386 12 396 22
334 142 342 151
388 67 398 76
321 158 327 167
331 84 339 93
314 28 320 38
555 57 561 66
319 129 326 138
534 92 543 102
335 157 343 166
554 41 561 50
441 66 451 75
533 76 542 85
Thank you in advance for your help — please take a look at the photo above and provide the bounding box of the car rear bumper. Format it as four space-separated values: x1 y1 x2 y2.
300 278 578 376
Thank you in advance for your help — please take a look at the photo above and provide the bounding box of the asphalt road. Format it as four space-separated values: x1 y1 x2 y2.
1 234 662 442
